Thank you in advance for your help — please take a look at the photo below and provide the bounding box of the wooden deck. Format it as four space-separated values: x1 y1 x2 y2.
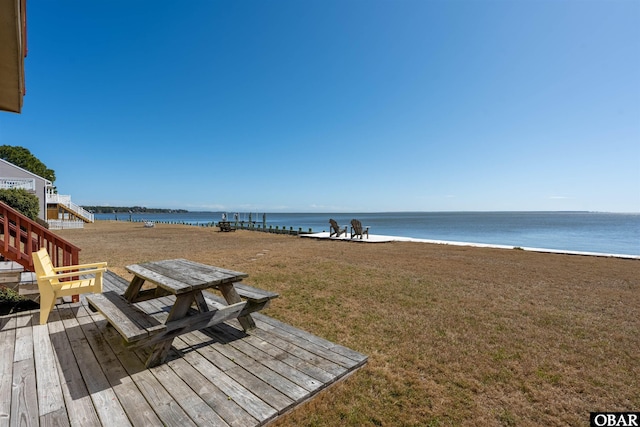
0 272 367 426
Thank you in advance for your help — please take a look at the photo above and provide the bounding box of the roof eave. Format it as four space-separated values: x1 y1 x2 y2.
0 0 26 114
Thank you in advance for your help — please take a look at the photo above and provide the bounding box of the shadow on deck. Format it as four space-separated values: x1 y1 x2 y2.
0 271 367 426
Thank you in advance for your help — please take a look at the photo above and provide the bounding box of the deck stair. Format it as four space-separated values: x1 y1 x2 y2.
0 260 39 302
0 260 23 285
46 193 94 223
54 201 93 223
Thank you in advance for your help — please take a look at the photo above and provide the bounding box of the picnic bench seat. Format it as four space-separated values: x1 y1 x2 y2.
233 282 279 303
87 291 167 343
232 282 279 316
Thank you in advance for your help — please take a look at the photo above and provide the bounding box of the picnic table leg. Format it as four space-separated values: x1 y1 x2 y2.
218 283 256 331
145 292 194 368
124 276 146 302
192 291 209 312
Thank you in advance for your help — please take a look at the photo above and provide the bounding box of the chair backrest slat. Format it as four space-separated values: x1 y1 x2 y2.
33 248 59 284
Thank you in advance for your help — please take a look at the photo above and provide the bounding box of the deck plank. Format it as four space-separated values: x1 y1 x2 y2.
39 407 70 427
249 326 346 377
181 327 296 413
242 333 337 384
207 322 330 388
0 326 16 427
11 358 38 427
255 313 368 364
74 309 164 427
253 317 362 368
58 307 133 427
151 362 230 426
46 310 101 426
181 350 278 424
97 320 198 427
167 355 258 427
12 316 33 363
205 327 324 394
11 314 38 427
32 324 65 417
199 328 308 403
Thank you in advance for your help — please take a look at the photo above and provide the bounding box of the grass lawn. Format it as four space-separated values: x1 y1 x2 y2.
56 221 639 426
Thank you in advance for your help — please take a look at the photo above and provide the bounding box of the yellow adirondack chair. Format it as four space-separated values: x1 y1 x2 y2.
32 248 107 324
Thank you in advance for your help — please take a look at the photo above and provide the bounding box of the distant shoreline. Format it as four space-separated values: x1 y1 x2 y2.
83 206 188 214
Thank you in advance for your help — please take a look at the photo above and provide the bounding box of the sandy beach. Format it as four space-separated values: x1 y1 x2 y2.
303 231 640 259
54 221 640 426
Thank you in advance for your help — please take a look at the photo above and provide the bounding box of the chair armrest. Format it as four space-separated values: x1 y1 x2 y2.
42 267 107 280
52 262 108 272
49 276 101 290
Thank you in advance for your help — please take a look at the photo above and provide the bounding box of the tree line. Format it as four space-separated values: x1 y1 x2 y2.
0 145 50 219
0 145 55 182
82 206 188 214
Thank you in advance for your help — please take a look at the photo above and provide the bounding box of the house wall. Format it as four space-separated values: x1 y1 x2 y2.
0 160 49 220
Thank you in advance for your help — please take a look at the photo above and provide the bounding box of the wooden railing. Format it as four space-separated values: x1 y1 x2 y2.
0 201 80 271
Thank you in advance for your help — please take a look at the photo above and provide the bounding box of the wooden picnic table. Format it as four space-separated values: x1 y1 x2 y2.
217 221 236 232
88 259 278 368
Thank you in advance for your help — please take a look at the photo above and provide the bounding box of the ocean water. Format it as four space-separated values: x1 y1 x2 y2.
95 211 640 256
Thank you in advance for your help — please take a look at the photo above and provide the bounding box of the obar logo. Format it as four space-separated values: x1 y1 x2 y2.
590 412 640 427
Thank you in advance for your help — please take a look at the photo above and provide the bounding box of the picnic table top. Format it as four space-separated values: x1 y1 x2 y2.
126 259 249 294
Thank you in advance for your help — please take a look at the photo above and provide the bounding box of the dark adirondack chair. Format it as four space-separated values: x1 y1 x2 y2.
350 219 370 239
329 219 347 237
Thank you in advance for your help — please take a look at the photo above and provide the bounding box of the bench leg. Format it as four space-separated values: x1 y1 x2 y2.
218 283 256 331
145 293 193 368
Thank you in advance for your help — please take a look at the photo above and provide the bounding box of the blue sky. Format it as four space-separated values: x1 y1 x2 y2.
1 0 638 213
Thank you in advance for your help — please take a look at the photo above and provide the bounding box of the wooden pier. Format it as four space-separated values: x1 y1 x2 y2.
0 272 367 426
